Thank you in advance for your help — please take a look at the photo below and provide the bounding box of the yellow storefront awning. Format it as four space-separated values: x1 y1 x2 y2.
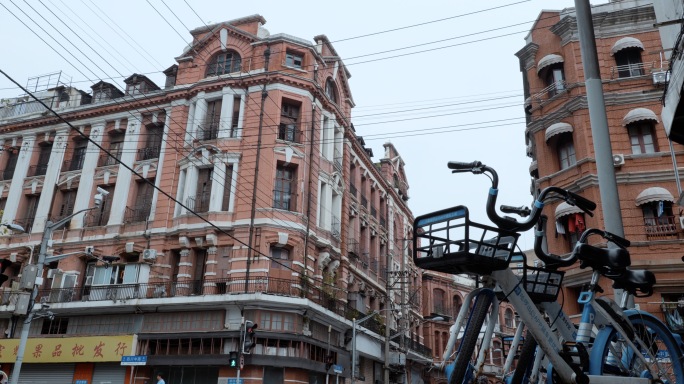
0 335 135 363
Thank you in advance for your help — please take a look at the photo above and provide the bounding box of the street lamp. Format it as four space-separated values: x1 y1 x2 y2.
10 190 106 384
351 308 399 384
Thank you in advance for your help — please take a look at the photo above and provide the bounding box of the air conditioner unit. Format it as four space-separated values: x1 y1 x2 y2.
46 269 62 279
653 71 670 85
612 154 625 167
142 249 158 261
679 216 684 230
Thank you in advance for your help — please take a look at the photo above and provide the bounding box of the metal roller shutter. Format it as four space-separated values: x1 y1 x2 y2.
10 363 75 384
92 363 126 384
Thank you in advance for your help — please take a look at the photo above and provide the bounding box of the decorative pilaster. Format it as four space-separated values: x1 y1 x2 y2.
108 117 141 225
2 135 36 225
148 109 172 220
218 90 235 139
209 159 225 212
203 246 219 294
71 122 105 229
31 130 68 233
192 93 208 141
177 248 193 296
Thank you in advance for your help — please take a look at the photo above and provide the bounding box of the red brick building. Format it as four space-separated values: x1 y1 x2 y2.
0 15 430 384
516 1 684 323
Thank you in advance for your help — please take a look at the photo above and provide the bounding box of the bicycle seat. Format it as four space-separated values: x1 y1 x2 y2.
611 269 656 296
576 243 630 270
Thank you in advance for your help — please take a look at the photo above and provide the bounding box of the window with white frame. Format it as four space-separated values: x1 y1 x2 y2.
285 51 303 69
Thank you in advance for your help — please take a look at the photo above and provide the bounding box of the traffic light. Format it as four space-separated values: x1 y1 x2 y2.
325 353 334 371
242 321 258 354
229 351 238 368
0 259 12 286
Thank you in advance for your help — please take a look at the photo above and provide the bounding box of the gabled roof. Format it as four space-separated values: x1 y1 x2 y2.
123 74 160 91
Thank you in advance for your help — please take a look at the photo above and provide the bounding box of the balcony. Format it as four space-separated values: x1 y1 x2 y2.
124 203 151 223
98 154 120 167
370 206 377 218
334 149 342 172
380 215 386 228
137 146 161 161
197 123 219 141
360 194 368 209
28 164 48 177
531 81 567 104
84 210 110 227
0 96 54 120
348 240 360 257
644 216 679 239
186 192 210 213
609 61 665 80
13 217 35 233
62 158 85 172
32 276 355 319
331 216 341 239
277 124 300 143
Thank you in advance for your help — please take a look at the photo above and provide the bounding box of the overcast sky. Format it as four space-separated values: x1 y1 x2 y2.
0 0 589 249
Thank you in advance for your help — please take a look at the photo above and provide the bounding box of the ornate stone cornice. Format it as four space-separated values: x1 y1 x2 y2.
551 6 656 46
515 43 540 71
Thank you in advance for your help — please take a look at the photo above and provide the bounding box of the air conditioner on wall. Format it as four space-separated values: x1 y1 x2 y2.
142 249 157 261
653 71 669 85
612 154 625 167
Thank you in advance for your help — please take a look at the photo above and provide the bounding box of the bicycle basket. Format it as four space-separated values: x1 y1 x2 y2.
520 264 564 303
413 205 519 275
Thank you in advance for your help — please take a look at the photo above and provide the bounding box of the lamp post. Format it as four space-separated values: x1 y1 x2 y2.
351 308 398 384
10 191 106 384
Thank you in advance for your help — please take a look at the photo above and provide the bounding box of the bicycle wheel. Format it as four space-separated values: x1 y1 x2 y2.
448 290 495 384
590 312 684 384
510 335 538 384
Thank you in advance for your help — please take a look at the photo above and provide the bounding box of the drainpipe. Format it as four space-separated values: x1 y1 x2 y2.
244 47 270 293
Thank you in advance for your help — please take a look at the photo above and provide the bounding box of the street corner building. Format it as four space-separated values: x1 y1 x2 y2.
0 14 436 384
515 0 684 324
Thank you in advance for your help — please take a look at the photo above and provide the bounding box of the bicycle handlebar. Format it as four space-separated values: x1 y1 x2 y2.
448 160 595 232
534 217 631 267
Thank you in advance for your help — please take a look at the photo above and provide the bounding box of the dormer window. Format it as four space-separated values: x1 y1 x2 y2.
285 51 303 69
123 74 160 96
206 51 242 77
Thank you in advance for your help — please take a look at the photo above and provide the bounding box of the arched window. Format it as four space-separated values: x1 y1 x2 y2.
206 50 242 77
636 187 677 238
325 78 338 104
612 37 645 78
452 295 463 317
504 308 514 328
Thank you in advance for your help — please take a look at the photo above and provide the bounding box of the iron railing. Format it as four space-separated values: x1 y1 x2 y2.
331 216 341 239
124 204 151 223
609 61 665 79
0 97 54 119
380 215 386 228
62 157 85 172
137 146 161 161
98 154 120 167
334 149 342 172
349 183 357 198
370 206 377 218
186 193 210 213
28 164 48 177
360 194 368 209
532 80 567 104
198 124 219 141
84 210 111 227
644 216 679 238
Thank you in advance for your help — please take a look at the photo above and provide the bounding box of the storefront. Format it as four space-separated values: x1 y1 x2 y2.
0 335 135 384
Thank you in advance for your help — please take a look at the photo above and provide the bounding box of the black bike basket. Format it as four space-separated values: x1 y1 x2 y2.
413 205 519 275
522 265 564 303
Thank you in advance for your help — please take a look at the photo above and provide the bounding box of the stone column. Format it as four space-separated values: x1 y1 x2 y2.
192 93 207 141
209 160 225 212
148 109 172 220
218 90 235 139
2 135 36 225
108 117 141 225
177 247 193 296
184 102 196 144
71 122 105 229
181 166 198 215
203 246 219 294
31 129 68 233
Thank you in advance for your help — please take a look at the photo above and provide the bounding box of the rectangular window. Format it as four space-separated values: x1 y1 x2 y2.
53 190 77 224
629 123 657 154
202 100 222 140
221 165 233 211
41 318 69 335
285 52 303 69
140 123 163 160
33 144 53 176
270 246 291 269
125 180 153 222
264 367 284 384
558 140 576 170
192 168 213 213
274 164 296 211
86 185 113 227
102 133 124 166
66 141 87 171
615 49 644 78
230 96 241 138
279 102 300 143
3 150 18 180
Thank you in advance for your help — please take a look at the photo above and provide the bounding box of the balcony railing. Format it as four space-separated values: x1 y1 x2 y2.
84 210 110 227
348 240 360 257
349 183 357 198
380 215 386 228
186 192 210 213
1 168 16 181
644 216 679 239
370 206 377 218
98 154 120 167
137 146 161 161
197 124 219 141
62 157 85 172
0 96 54 120
124 204 151 223
331 216 341 239
28 276 370 325
360 194 368 209
28 164 48 177
334 149 342 172
661 302 684 333
532 81 567 104
609 61 665 79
